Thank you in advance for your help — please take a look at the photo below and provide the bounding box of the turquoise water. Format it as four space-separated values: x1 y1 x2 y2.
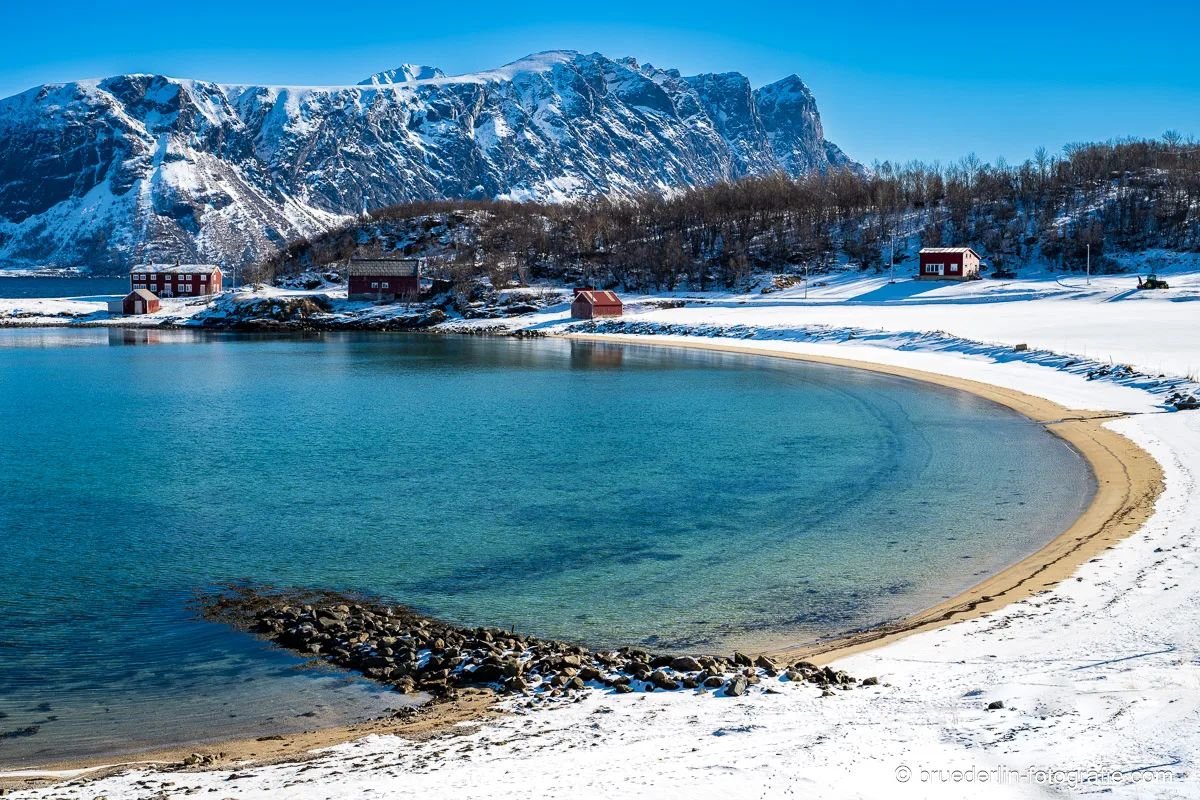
0 330 1093 765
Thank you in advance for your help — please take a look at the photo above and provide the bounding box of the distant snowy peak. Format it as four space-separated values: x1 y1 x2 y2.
359 64 446 85
0 50 859 270
361 52 585 87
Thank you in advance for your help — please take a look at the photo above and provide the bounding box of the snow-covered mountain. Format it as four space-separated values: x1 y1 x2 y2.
360 64 447 85
0 50 858 271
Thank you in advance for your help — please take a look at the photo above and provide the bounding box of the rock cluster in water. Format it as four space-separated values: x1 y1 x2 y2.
202 588 872 701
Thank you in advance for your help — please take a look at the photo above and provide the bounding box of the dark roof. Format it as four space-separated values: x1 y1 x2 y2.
348 258 421 277
574 290 622 307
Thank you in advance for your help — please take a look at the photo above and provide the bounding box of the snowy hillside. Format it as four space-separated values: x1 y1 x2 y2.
0 51 857 272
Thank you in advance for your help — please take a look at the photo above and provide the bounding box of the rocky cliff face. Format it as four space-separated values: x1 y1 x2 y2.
0 50 857 272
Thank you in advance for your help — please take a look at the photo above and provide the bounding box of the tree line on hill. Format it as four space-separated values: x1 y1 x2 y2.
256 133 1200 291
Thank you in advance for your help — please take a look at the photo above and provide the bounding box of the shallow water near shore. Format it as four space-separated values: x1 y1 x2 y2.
0 330 1093 765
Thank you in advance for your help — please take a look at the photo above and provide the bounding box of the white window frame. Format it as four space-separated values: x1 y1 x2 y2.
381 282 389 289
924 262 944 275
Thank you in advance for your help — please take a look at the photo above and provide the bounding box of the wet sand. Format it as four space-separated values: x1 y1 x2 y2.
0 691 498 793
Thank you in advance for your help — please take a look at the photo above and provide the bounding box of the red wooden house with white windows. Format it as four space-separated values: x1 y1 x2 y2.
130 264 223 297
918 247 982 280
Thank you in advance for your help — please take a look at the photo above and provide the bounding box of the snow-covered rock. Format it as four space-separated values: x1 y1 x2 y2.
0 51 857 272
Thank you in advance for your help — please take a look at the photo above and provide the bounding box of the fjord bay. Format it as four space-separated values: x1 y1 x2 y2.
0 331 1091 764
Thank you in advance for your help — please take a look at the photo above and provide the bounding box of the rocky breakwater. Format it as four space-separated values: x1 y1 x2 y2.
202 588 875 704
197 295 446 331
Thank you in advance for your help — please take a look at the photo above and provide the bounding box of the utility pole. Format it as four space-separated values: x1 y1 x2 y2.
1086 243 1091 285
889 234 896 284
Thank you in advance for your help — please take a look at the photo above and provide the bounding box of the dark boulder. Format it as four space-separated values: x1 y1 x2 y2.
670 656 703 672
649 670 680 691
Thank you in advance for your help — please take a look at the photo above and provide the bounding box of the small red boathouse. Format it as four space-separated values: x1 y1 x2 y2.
122 289 161 315
571 290 623 319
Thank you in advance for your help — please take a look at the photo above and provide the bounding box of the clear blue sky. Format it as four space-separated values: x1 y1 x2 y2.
3 0 1197 165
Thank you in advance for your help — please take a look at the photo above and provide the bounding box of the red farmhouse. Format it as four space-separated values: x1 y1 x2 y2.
121 289 161 315
348 257 422 301
571 290 623 319
918 247 982 280
131 264 223 297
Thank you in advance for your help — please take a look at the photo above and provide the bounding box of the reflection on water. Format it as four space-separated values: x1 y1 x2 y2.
0 329 113 348
569 340 625 368
0 328 213 349
109 328 168 346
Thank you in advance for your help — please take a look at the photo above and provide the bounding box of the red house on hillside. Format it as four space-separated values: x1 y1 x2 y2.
571 290 623 319
130 264 223 297
918 247 982 280
348 257 422 300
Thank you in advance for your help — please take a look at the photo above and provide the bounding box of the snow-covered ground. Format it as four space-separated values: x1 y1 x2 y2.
5 262 1199 382
653 268 1200 381
490 261 1200 381
0 291 219 326
0 285 422 328
6 267 1200 798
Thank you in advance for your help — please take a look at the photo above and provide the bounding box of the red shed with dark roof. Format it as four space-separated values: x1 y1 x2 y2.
571 290 623 319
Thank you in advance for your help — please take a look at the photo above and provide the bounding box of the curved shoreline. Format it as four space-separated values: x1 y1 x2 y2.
566 333 1164 665
0 332 1165 787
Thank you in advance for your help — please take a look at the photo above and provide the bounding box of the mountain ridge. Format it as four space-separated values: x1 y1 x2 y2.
0 50 858 271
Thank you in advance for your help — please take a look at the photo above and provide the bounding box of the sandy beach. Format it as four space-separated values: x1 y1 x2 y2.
569 335 1165 665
